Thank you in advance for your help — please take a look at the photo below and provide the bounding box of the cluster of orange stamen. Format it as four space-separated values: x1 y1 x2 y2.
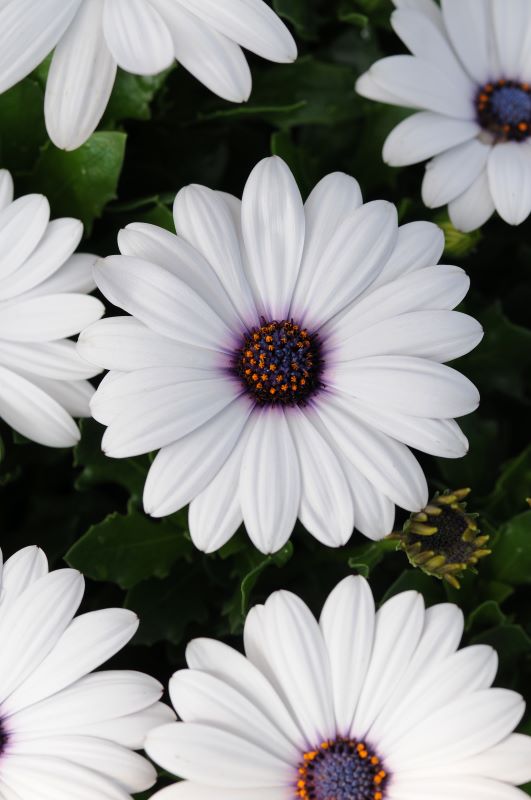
295 738 388 800
476 79 531 141
235 318 322 406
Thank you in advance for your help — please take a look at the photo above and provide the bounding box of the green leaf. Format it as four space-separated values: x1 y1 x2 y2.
487 511 531 585
466 600 507 632
66 511 191 589
0 77 47 170
272 0 322 40
240 542 293 616
485 443 531 521
30 131 126 234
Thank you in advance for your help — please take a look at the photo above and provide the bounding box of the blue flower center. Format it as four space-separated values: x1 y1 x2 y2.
476 79 531 141
234 318 323 406
296 739 388 800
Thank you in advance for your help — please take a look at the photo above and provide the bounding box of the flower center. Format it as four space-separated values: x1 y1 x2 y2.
234 318 323 406
296 738 388 800
476 79 531 141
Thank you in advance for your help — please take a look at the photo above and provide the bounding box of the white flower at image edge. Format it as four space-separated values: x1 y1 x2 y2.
145 576 531 800
0 170 104 448
0 545 174 800
357 0 531 231
0 0 297 151
79 155 483 555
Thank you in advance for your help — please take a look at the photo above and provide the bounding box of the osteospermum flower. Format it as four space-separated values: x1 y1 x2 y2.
78 156 483 554
145 575 531 800
0 545 174 799
357 0 531 230
0 0 297 151
0 170 103 448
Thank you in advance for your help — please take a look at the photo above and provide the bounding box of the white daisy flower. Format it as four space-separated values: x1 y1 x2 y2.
356 0 531 231
0 544 175 800
0 170 104 448
145 575 531 800
78 155 483 554
0 0 297 151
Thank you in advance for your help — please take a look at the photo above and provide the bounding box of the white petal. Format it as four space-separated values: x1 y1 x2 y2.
186 637 305 750
320 576 375 736
0 294 103 342
388 688 525 770
23 377 93 418
171 0 297 62
340 458 396 540
103 0 174 75
0 755 131 800
0 218 83 301
448 733 531 785
335 309 483 363
389 776 529 800
314 392 428 511
9 670 163 735
240 410 301 554
288 409 354 547
370 220 444 289
295 201 398 326
330 355 480 418
449 168 495 232
488 141 531 226
241 156 305 319
391 0 445 33
0 547 48 601
172 185 255 322
0 169 14 211
188 428 249 553
26 253 98 297
356 70 409 105
101 373 240 458
441 0 498 84
150 784 290 800
422 139 491 208
4 609 139 714
368 55 474 118
244 590 335 747
94 255 233 350
75 702 175 750
329 265 470 344
291 172 362 312
11 736 155 794
0 568 84 702
339 400 469 459
351 591 425 738
153 0 252 102
45 0 117 151
0 0 81 94
145 722 292 787
0 340 100 381
117 222 242 330
0 194 50 281
391 7 474 88
0 366 80 447
169 670 299 763
79 317 218 373
144 397 252 517
492 0 531 78
383 111 479 166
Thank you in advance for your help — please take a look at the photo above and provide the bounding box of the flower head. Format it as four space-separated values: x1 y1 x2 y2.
145 575 531 799
0 544 174 799
395 487 491 588
0 0 297 151
357 0 531 230
0 170 103 447
79 156 483 554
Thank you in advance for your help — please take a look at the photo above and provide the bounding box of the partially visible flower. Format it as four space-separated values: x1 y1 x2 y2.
357 0 531 230
394 487 491 588
0 170 103 448
79 156 483 554
0 544 174 799
145 575 531 800
0 0 297 151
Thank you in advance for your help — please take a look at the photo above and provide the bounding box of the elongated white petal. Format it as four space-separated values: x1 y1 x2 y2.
103 0 174 75
0 195 49 281
441 0 497 84
370 220 444 289
0 340 101 381
383 111 478 167
0 169 14 211
45 0 117 150
422 139 491 208
0 294 103 342
150 784 290 800
488 141 531 226
449 168 495 232
240 410 301 554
